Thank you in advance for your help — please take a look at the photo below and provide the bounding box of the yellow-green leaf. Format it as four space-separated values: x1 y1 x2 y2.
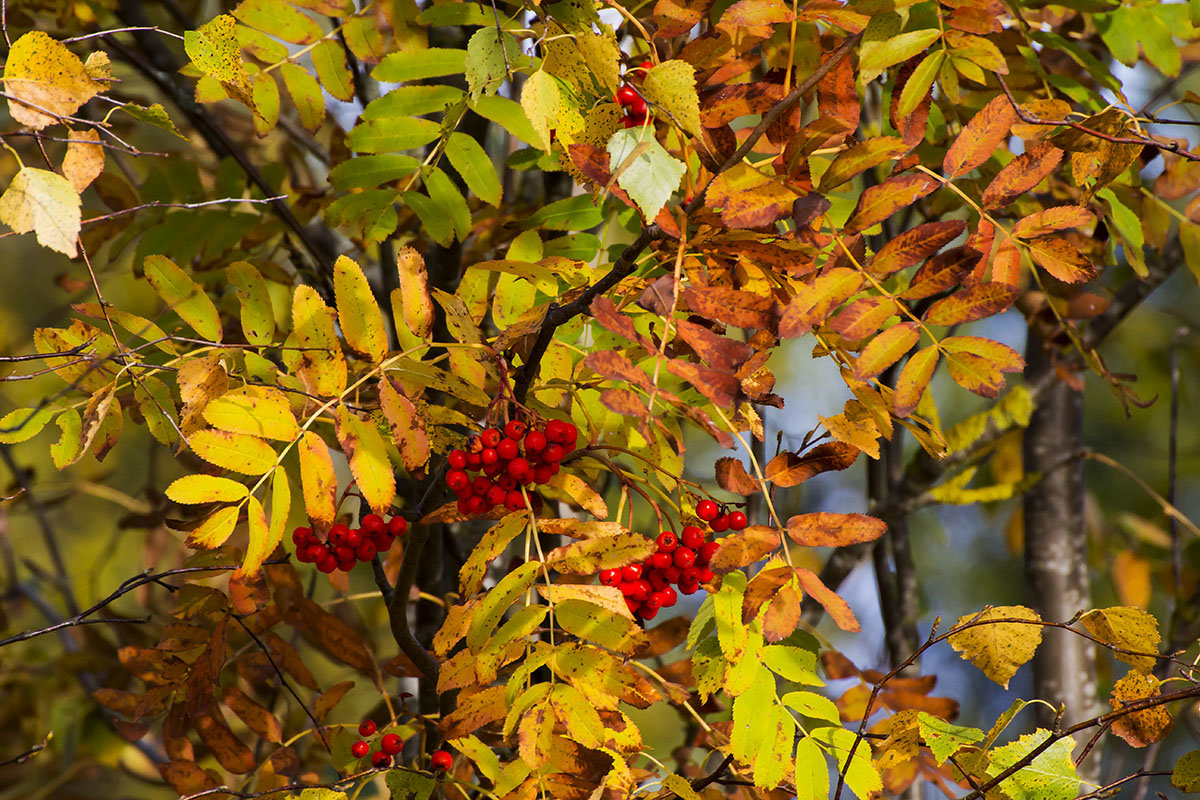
184 14 254 110
519 70 558 151
543 471 607 518
311 39 354 102
190 429 278 475
1079 606 1161 674
203 386 299 441
543 533 655 574
186 503 242 549
459 512 527 597
292 285 347 396
225 261 274 345
166 474 250 504
795 736 830 800
0 406 55 444
0 167 81 257
49 407 82 468
279 61 325 133
466 561 539 652
641 59 701 138
334 407 395 515
948 605 1043 688
333 254 387 363
144 255 223 342
553 598 648 655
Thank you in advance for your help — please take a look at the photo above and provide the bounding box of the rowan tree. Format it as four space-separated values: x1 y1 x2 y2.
1 0 1200 798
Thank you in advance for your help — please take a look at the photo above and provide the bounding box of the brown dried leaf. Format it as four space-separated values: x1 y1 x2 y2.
1110 671 1173 747
765 442 859 487
845 173 939 234
787 512 887 547
795 567 860 632
715 456 759 495
981 142 1063 210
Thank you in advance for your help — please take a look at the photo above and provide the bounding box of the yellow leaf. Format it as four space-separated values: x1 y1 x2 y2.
543 471 608 518
184 14 255 111
62 129 104 193
241 495 275 576
225 261 275 345
292 285 347 396
544 533 655 574
948 605 1042 688
1079 606 1160 674
641 60 701 138
165 474 250 504
393 245 433 344
190 429 278 475
333 254 388 363
3 31 102 129
143 255 223 342
267 464 291 553
334 407 395 515
298 431 338 528
519 69 558 150
0 167 81 256
202 386 299 441
186 504 242 549
553 599 648 655
536 583 634 619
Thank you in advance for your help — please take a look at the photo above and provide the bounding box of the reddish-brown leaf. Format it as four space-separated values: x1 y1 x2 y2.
854 322 921 380
795 567 860 632
263 632 319 690
159 761 221 795
816 45 859 144
821 649 861 679
902 246 980 300
682 286 775 329
762 580 805 642
941 337 1024 373
981 142 1064 209
195 710 256 773
654 0 715 37
600 388 649 418
880 690 960 720
787 512 887 547
765 442 859 487
870 220 967 276
585 350 653 389
829 297 898 340
742 565 793 623
818 137 909 192
709 525 781 572
700 83 783 129
893 345 939 418
293 597 375 673
222 686 282 743
943 94 1018 178
186 614 227 716
844 173 939 234
715 456 759 495
313 680 355 719
716 0 792 38
778 268 863 338
890 58 933 148
590 295 650 346
922 283 1018 326
1026 235 1097 283
664 359 740 408
442 685 508 739
674 318 754 371
705 163 800 228
1011 205 1096 239
945 351 1005 398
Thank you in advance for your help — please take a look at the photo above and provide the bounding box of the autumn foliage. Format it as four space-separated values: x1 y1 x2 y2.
2 0 1200 798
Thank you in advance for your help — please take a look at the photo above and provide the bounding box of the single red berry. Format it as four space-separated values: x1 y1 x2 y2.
361 514 385 533
497 438 519 460
381 733 402 755
332 545 352 563
644 593 664 611
524 430 547 454
620 581 639 597
359 720 377 737
699 567 715 583
466 451 482 469
648 570 670 592
663 565 682 582
625 596 641 614
471 476 492 496
545 419 570 444
616 85 638 106
346 529 363 549
481 447 499 466
640 604 660 620
696 500 719 522
629 95 648 116
486 485 507 506
466 495 487 514
632 579 652 601
698 540 720 566
681 525 705 550
621 563 643 582
562 424 577 445
540 444 564 464
292 526 312 546
351 739 370 758
681 566 702 585
481 428 502 448
505 490 526 511
623 116 637 128
599 568 621 586
387 516 407 536
498 474 518 491
457 497 472 515
305 543 327 563
448 449 468 470
656 532 677 552
446 469 470 493
660 586 678 607
330 523 350 545
295 546 314 564
710 514 730 533
678 580 700 595
533 463 555 484
431 749 453 771
372 751 391 769
729 511 748 530
356 541 377 562
507 457 532 483
673 547 696 568
504 420 527 440
651 552 672 570
483 462 503 477
375 532 396 552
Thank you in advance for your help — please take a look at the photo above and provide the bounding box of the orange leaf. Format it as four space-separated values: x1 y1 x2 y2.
765 441 860 487
1011 205 1096 239
870 220 967 276
795 567 860 632
854 322 921 380
992 238 1022 287
762 580 804 641
829 296 898 340
715 456 759 495
682 286 776 330
845 173 939 234
716 0 792 38
743 565 793 623
943 94 1017 178
1026 235 1097 283
778 268 863 338
664 359 740 408
654 0 716 38
786 512 887 547
816 45 859 144
584 350 653 389
1109 671 1173 748
902 246 980 300
945 351 1005 398
705 163 799 228
923 283 1018 326
940 337 1024 373
709 525 781 572
674 318 754 370
981 142 1063 209
600 387 648 417
893 345 939 417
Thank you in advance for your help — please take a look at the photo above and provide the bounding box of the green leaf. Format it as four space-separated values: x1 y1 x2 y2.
418 2 492 25
984 730 1080 800
1172 750 1200 793
1096 187 1147 277
553 599 648 655
466 28 520 101
373 47 468 83
50 407 81 468
363 85 464 119
280 62 325 133
897 50 943 116
119 102 185 137
329 154 420 190
226 261 274 345
860 23 942 81
0 167 81 257
781 690 840 723
795 736 830 800
917 712 984 765
348 117 442 153
233 0 323 43
445 132 501 206
385 769 436 799
752 704 796 788
325 189 399 243
641 59 702 138
472 95 542 147
311 39 354 102
523 194 603 231
606 127 686 221
424 167 471 241
143 255 223 341
713 570 749 662
466 561 540 652
0 407 55 444
763 644 822 685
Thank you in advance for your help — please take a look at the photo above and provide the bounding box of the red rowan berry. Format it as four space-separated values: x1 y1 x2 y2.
346 529 363 549
696 500 719 522
351 740 370 758
446 469 470 493
729 511 748 530
330 523 350 545
431 749 453 771
481 447 499 466
359 720 377 737
651 552 672 570
372 751 391 769
656 532 677 552
710 514 730 533
387 516 407 536
356 541 377 562
616 85 637 106
660 586 678 607
673 548 695 568
448 449 467 469
504 420 526 440
524 430 547 454
381 733 402 755
698 541 720 566
505 490 525 511
599 568 621 586
681 526 705 550
361 514 385 533
481 428 502 448
497 438 519 460
292 527 312 546
621 564 643 581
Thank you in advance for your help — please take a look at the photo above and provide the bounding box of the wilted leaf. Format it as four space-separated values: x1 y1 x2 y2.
1109 670 1173 747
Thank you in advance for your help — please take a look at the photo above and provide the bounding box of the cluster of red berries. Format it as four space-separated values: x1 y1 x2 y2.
292 514 406 573
616 60 654 128
695 498 749 532
349 720 452 772
601 525 718 621
445 418 578 516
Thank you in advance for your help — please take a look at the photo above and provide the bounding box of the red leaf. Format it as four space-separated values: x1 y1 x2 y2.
590 296 650 346
943 94 1018 178
765 441 860 487
786 512 887 547
923 283 1018 326
893 345 939 417
584 350 653 389
854 322 921 379
664 359 740 408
